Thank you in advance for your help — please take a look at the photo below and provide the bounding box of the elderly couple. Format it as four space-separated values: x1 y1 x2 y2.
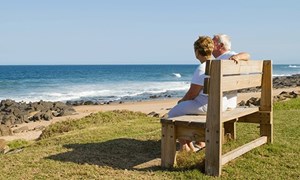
168 34 250 152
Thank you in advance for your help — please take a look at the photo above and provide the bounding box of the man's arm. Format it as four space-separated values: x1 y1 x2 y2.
230 52 250 60
178 84 202 104
229 52 250 63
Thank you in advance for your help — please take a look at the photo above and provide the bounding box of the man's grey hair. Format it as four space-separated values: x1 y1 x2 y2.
214 34 232 51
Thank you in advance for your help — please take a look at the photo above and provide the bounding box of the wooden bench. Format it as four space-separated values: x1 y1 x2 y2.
161 60 273 176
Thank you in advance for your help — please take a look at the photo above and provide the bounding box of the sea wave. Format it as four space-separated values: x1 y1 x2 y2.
288 65 300 68
272 74 292 77
0 81 190 103
172 73 181 78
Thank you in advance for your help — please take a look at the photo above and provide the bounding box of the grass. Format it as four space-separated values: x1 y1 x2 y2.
1 99 300 179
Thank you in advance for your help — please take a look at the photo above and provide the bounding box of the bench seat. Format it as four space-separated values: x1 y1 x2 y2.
161 107 260 128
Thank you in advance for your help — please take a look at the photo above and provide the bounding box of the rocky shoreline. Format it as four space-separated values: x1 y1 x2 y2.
0 100 76 136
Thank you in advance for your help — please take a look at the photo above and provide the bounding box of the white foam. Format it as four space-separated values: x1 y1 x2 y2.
273 74 291 77
288 65 300 68
1 81 190 102
172 73 181 78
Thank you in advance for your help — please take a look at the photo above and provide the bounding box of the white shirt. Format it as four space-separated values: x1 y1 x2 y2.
216 51 237 59
216 51 238 109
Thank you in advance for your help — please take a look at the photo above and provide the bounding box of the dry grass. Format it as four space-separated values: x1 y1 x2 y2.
1 99 300 179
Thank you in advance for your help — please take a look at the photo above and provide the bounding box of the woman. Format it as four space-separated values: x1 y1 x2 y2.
168 36 228 152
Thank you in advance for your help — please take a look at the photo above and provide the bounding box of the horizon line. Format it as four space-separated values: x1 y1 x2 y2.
0 63 299 66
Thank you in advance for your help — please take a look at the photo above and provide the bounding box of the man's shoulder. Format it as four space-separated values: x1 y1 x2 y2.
217 51 237 59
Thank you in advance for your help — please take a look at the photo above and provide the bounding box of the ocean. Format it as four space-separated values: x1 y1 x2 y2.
0 64 299 103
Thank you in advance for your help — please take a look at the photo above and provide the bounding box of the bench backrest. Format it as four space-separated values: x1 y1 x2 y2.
204 60 272 111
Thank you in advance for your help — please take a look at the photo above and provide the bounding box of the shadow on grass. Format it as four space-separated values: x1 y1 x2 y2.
46 138 162 171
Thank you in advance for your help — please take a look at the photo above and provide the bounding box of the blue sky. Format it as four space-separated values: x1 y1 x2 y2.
0 0 299 65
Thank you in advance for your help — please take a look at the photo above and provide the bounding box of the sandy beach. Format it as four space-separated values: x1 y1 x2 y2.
1 87 300 142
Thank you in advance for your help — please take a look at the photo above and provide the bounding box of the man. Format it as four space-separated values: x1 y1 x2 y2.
212 34 250 109
212 34 250 63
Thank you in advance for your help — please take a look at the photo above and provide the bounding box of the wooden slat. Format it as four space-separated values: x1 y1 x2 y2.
203 78 210 94
166 115 206 128
260 60 273 143
220 60 263 75
205 60 223 176
222 107 259 123
260 60 273 111
238 111 272 123
161 107 259 127
205 60 212 75
222 74 262 92
176 126 205 142
221 136 267 165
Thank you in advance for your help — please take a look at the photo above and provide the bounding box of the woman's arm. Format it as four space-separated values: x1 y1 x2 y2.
178 83 202 104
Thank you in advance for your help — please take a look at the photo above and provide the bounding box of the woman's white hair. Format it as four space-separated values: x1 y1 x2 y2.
214 34 232 51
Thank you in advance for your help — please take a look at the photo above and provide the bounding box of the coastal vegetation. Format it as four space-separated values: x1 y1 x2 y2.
1 99 300 179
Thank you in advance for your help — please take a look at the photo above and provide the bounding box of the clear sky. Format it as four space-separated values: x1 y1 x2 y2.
0 0 299 65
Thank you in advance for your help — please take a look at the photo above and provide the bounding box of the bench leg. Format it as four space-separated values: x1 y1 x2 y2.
205 125 222 176
224 119 236 141
260 112 273 143
161 123 177 168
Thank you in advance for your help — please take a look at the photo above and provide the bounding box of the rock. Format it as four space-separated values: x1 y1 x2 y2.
13 126 29 133
52 111 60 117
0 139 10 154
83 101 94 105
2 114 17 126
34 125 46 131
31 112 42 121
161 113 169 119
30 102 45 111
238 100 246 106
147 111 160 118
0 125 13 136
0 99 77 127
0 99 15 107
245 97 260 106
149 95 159 99
41 110 53 121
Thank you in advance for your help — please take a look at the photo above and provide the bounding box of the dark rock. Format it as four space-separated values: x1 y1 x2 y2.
0 99 76 127
52 111 60 117
41 110 53 121
2 115 17 126
30 102 45 111
58 108 76 116
0 125 13 136
84 101 94 105
31 112 42 121
238 100 246 106
147 111 160 118
150 95 159 99
0 99 15 108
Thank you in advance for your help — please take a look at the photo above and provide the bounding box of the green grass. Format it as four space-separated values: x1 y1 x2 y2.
1 99 300 179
